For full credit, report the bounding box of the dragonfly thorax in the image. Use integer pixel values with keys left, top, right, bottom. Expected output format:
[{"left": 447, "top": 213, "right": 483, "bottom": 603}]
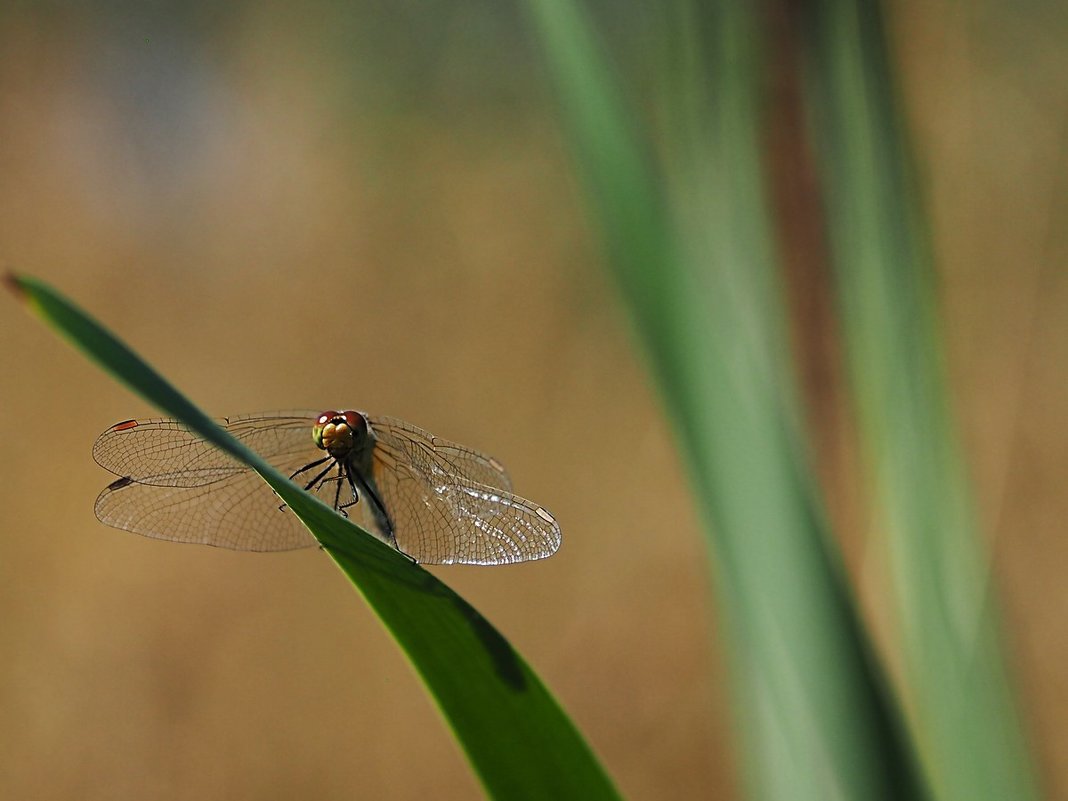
[{"left": 312, "top": 410, "right": 369, "bottom": 458}]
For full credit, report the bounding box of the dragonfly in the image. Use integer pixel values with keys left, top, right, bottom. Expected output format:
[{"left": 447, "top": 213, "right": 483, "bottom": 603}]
[{"left": 93, "top": 410, "right": 562, "bottom": 565}]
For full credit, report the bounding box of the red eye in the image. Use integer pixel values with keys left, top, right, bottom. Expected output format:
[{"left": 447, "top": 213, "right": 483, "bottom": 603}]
[
  {"left": 342, "top": 410, "right": 368, "bottom": 435},
  {"left": 316, "top": 410, "right": 339, "bottom": 425}
]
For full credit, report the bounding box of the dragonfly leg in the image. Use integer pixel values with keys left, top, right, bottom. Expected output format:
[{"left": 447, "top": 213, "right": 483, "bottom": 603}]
[
  {"left": 280, "top": 459, "right": 337, "bottom": 514},
  {"left": 332, "top": 465, "right": 343, "bottom": 512},
  {"left": 338, "top": 463, "right": 361, "bottom": 513},
  {"left": 302, "top": 461, "right": 336, "bottom": 492},
  {"left": 288, "top": 456, "right": 332, "bottom": 481}
]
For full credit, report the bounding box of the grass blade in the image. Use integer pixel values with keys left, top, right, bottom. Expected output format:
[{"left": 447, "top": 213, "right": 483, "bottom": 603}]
[
  {"left": 799, "top": 3, "right": 1041, "bottom": 800},
  {"left": 522, "top": 2, "right": 928, "bottom": 800},
  {"left": 6, "top": 272, "right": 620, "bottom": 801}
]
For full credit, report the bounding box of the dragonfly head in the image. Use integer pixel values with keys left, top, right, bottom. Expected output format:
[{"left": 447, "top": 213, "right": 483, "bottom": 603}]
[{"left": 313, "top": 410, "right": 368, "bottom": 458}]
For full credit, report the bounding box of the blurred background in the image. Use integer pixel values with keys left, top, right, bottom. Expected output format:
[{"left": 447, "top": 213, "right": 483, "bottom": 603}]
[{"left": 1, "top": 1, "right": 1066, "bottom": 799}]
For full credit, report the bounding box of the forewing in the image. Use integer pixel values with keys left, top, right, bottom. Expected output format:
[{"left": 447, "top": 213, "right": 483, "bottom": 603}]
[
  {"left": 93, "top": 411, "right": 320, "bottom": 487},
  {"left": 367, "top": 416, "right": 513, "bottom": 492},
  {"left": 93, "top": 411, "right": 330, "bottom": 550},
  {"left": 369, "top": 420, "right": 561, "bottom": 565}
]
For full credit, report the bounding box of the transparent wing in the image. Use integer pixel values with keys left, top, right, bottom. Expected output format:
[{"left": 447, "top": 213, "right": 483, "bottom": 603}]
[
  {"left": 93, "top": 411, "right": 326, "bottom": 551},
  {"left": 366, "top": 416, "right": 513, "bottom": 492},
  {"left": 93, "top": 411, "right": 561, "bottom": 561},
  {"left": 93, "top": 411, "right": 321, "bottom": 487},
  {"left": 368, "top": 418, "right": 561, "bottom": 565}
]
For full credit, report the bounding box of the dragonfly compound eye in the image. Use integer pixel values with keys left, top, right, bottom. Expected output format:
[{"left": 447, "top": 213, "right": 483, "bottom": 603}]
[{"left": 342, "top": 410, "right": 369, "bottom": 437}]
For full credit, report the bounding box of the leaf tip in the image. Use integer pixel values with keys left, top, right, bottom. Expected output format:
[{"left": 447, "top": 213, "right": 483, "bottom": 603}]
[{"left": 2, "top": 271, "right": 26, "bottom": 300}]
